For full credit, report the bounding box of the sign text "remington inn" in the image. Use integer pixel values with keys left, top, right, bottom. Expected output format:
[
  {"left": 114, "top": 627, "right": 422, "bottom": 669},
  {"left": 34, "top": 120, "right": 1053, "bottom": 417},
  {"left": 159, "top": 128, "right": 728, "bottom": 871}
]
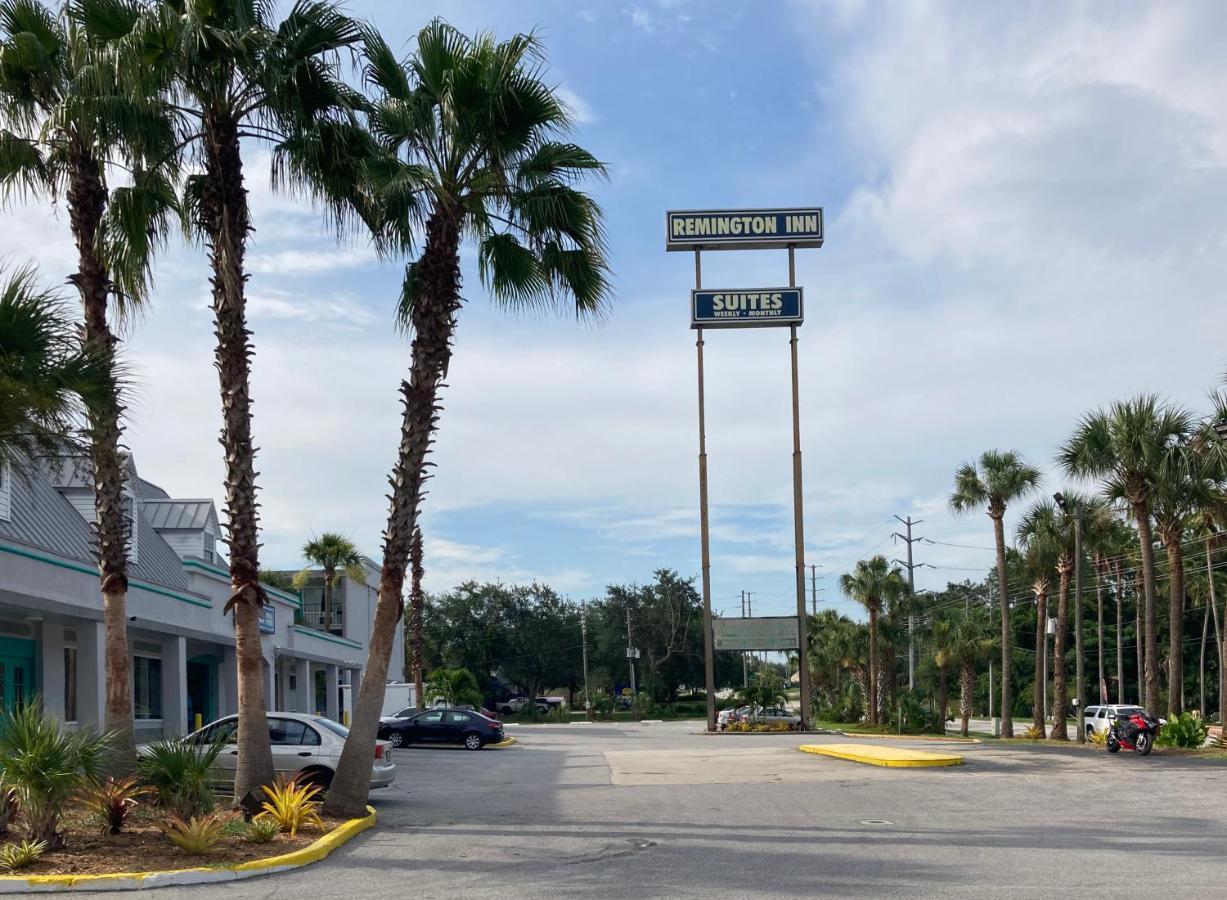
[{"left": 665, "top": 207, "right": 824, "bottom": 251}]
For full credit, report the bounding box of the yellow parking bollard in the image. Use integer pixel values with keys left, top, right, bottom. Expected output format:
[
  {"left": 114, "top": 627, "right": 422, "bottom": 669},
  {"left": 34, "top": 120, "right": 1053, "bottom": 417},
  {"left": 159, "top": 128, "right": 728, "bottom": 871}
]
[
  {"left": 343, "top": 711, "right": 350, "bottom": 727},
  {"left": 194, "top": 713, "right": 202, "bottom": 731}
]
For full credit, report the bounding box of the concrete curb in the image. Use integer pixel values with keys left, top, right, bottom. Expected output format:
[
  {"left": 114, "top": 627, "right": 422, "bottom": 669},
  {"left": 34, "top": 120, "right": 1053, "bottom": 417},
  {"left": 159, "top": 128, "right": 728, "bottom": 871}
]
[
  {"left": 0, "top": 807, "right": 376, "bottom": 893},
  {"left": 841, "top": 732, "right": 982, "bottom": 744},
  {"left": 488, "top": 737, "right": 518, "bottom": 749},
  {"left": 798, "top": 743, "right": 965, "bottom": 768}
]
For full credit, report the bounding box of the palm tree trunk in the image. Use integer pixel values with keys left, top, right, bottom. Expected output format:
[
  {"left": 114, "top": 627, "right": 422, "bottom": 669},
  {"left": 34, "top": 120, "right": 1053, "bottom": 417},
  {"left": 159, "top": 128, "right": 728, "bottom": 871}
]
[
  {"left": 1134, "top": 501, "right": 1160, "bottom": 712},
  {"left": 409, "top": 526, "right": 425, "bottom": 708},
  {"left": 1199, "top": 602, "right": 1209, "bottom": 717},
  {"left": 1114, "top": 560, "right": 1124, "bottom": 704},
  {"left": 960, "top": 659, "right": 973, "bottom": 737},
  {"left": 1207, "top": 538, "right": 1221, "bottom": 656},
  {"left": 867, "top": 605, "right": 879, "bottom": 726},
  {"left": 67, "top": 151, "right": 135, "bottom": 771},
  {"left": 1165, "top": 534, "right": 1185, "bottom": 716},
  {"left": 1032, "top": 588, "right": 1047, "bottom": 736},
  {"left": 324, "top": 208, "right": 462, "bottom": 817},
  {"left": 322, "top": 570, "right": 334, "bottom": 630},
  {"left": 1050, "top": 564, "right": 1070, "bottom": 740},
  {"left": 201, "top": 113, "right": 273, "bottom": 801},
  {"left": 992, "top": 513, "right": 1013, "bottom": 737},
  {"left": 937, "top": 661, "right": 948, "bottom": 734},
  {"left": 1095, "top": 560, "right": 1106, "bottom": 704},
  {"left": 1135, "top": 571, "right": 1144, "bottom": 704}
]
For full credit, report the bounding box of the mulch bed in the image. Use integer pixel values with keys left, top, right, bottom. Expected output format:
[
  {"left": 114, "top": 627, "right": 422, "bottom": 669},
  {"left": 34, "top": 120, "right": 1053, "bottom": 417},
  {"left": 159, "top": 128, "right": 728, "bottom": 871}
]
[{"left": 2, "top": 807, "right": 349, "bottom": 877}]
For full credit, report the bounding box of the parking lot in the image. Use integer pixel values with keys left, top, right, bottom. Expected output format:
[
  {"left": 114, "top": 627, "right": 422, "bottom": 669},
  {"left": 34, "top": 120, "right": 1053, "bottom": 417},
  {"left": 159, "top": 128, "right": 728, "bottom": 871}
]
[{"left": 74, "top": 721, "right": 1227, "bottom": 898}]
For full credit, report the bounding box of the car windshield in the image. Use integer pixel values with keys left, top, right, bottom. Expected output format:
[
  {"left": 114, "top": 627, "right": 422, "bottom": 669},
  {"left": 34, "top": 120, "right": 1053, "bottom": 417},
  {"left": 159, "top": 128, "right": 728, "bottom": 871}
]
[{"left": 313, "top": 718, "right": 350, "bottom": 739}]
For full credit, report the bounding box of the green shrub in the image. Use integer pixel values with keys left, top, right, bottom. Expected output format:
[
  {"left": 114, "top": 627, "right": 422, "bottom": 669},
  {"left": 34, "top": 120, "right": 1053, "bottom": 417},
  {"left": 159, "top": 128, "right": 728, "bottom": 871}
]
[
  {"left": 1156, "top": 712, "right": 1209, "bottom": 748},
  {"left": 137, "top": 738, "right": 222, "bottom": 819},
  {"left": 892, "top": 690, "right": 943, "bottom": 735},
  {"left": 0, "top": 704, "right": 108, "bottom": 848},
  {"left": 161, "top": 812, "right": 233, "bottom": 855},
  {"left": 242, "top": 818, "right": 281, "bottom": 844},
  {"left": 1021, "top": 724, "right": 1046, "bottom": 740},
  {"left": 0, "top": 778, "right": 18, "bottom": 836},
  {"left": 0, "top": 839, "right": 46, "bottom": 872}
]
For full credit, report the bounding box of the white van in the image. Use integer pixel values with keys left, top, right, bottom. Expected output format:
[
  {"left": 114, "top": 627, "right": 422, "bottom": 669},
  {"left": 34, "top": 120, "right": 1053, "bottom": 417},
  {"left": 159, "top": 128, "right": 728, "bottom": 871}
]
[{"left": 340, "top": 681, "right": 419, "bottom": 724}]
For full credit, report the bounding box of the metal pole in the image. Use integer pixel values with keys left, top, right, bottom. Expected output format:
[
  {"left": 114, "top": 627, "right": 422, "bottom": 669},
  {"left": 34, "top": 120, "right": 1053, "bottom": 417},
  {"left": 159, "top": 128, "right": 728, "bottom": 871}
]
[
  {"left": 581, "top": 602, "right": 591, "bottom": 720},
  {"left": 1042, "top": 628, "right": 1049, "bottom": 726},
  {"left": 810, "top": 564, "right": 819, "bottom": 615},
  {"left": 1074, "top": 507, "right": 1085, "bottom": 743},
  {"left": 626, "top": 604, "right": 637, "bottom": 695},
  {"left": 788, "top": 244, "right": 811, "bottom": 730},
  {"left": 988, "top": 583, "right": 995, "bottom": 723},
  {"left": 695, "top": 248, "right": 717, "bottom": 732},
  {"left": 741, "top": 591, "right": 748, "bottom": 688}
]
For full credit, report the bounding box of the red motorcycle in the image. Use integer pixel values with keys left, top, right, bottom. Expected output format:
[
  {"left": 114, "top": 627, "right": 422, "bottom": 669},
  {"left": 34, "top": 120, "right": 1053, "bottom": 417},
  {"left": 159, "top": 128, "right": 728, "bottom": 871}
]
[{"left": 1106, "top": 710, "right": 1161, "bottom": 756}]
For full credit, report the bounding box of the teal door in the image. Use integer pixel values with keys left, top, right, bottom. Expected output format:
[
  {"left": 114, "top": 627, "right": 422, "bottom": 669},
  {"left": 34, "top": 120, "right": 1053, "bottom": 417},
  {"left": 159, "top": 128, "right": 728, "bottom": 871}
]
[
  {"left": 0, "top": 637, "right": 36, "bottom": 712},
  {"left": 186, "top": 656, "right": 219, "bottom": 730}
]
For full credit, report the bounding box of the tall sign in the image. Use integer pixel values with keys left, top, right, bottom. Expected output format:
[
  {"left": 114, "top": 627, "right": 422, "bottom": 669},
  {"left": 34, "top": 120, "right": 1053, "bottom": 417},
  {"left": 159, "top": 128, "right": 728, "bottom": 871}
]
[
  {"left": 667, "top": 205, "right": 822, "bottom": 733},
  {"left": 713, "top": 616, "right": 800, "bottom": 651}
]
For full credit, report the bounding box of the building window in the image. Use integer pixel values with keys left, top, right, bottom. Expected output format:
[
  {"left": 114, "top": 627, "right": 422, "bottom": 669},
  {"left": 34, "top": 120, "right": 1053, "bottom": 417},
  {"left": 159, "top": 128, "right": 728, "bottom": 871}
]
[
  {"left": 64, "top": 647, "right": 77, "bottom": 722},
  {"left": 202, "top": 530, "right": 216, "bottom": 562},
  {"left": 132, "top": 656, "right": 162, "bottom": 719},
  {"left": 0, "top": 461, "right": 10, "bottom": 521}
]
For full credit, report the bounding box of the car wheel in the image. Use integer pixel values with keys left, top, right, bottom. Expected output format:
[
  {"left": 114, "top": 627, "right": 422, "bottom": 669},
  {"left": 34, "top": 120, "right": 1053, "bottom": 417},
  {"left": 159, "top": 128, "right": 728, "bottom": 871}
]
[
  {"left": 302, "top": 768, "right": 333, "bottom": 792},
  {"left": 464, "top": 732, "right": 483, "bottom": 751},
  {"left": 387, "top": 731, "right": 403, "bottom": 748}
]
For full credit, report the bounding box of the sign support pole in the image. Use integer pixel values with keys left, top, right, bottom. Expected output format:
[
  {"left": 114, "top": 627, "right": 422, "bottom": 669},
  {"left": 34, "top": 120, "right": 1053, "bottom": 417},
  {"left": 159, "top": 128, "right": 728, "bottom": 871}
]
[
  {"left": 788, "top": 244, "right": 811, "bottom": 730},
  {"left": 695, "top": 248, "right": 717, "bottom": 733}
]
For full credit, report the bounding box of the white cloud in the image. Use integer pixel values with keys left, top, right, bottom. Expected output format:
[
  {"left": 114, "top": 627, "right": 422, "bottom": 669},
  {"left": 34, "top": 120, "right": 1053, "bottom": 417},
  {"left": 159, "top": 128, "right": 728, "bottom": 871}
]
[
  {"left": 248, "top": 248, "right": 377, "bottom": 276},
  {"left": 556, "top": 86, "right": 597, "bottom": 125}
]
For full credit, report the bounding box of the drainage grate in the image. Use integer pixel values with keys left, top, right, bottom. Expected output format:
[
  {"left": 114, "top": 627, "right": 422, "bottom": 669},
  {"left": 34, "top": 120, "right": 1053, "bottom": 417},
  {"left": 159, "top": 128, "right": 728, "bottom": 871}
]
[{"left": 859, "top": 819, "right": 893, "bottom": 826}]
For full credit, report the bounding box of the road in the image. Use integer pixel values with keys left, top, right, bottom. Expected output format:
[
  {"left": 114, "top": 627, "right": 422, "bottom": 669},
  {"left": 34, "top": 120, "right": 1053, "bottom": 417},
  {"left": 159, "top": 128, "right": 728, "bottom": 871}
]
[{"left": 73, "top": 721, "right": 1227, "bottom": 899}]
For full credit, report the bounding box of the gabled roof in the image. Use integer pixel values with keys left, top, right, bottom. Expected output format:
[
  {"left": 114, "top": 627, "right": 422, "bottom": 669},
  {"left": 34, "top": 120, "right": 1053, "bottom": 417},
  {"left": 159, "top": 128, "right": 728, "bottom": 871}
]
[{"left": 143, "top": 499, "right": 216, "bottom": 531}]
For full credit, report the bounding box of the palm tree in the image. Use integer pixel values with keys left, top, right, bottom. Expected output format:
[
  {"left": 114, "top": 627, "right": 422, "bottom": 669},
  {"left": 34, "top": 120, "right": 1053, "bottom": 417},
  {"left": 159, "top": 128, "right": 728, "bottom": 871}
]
[
  {"left": 950, "top": 450, "right": 1042, "bottom": 737},
  {"left": 294, "top": 533, "right": 364, "bottom": 631},
  {"left": 0, "top": 264, "right": 110, "bottom": 466},
  {"left": 839, "top": 556, "right": 906, "bottom": 726},
  {"left": 945, "top": 604, "right": 993, "bottom": 738},
  {"left": 408, "top": 526, "right": 424, "bottom": 709},
  {"left": 1017, "top": 510, "right": 1057, "bottom": 737},
  {"left": 1101, "top": 518, "right": 1137, "bottom": 704},
  {"left": 424, "top": 667, "right": 481, "bottom": 708},
  {"left": 323, "top": 21, "right": 612, "bottom": 817},
  {"left": 1060, "top": 397, "right": 1193, "bottom": 713},
  {"left": 0, "top": 0, "right": 174, "bottom": 770},
  {"left": 97, "top": 0, "right": 362, "bottom": 801}
]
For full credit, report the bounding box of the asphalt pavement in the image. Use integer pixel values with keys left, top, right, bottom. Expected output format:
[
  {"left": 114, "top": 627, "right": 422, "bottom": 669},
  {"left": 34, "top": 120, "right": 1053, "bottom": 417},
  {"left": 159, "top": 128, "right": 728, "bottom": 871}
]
[{"left": 68, "top": 721, "right": 1227, "bottom": 899}]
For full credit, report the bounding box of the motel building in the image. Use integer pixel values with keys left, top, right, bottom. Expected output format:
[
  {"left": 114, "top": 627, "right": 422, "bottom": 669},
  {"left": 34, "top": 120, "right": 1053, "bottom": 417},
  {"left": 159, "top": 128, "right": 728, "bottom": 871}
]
[{"left": 0, "top": 456, "right": 402, "bottom": 737}]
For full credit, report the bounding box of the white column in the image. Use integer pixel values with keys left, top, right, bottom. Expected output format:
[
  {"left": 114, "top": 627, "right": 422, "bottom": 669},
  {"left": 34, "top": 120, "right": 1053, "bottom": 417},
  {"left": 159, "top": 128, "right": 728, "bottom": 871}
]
[
  {"left": 294, "top": 658, "right": 311, "bottom": 713},
  {"left": 218, "top": 645, "right": 238, "bottom": 717},
  {"left": 324, "top": 665, "right": 339, "bottom": 721},
  {"left": 75, "top": 619, "right": 106, "bottom": 728},
  {"left": 160, "top": 635, "right": 187, "bottom": 737},
  {"left": 263, "top": 651, "right": 275, "bottom": 712},
  {"left": 39, "top": 622, "right": 66, "bottom": 723}
]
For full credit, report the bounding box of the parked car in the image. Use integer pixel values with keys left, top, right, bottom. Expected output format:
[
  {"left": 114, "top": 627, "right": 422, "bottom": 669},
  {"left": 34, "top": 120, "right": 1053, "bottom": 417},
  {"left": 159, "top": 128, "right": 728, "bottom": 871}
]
[
  {"left": 718, "top": 706, "right": 752, "bottom": 730},
  {"left": 497, "top": 696, "right": 529, "bottom": 713},
  {"left": 744, "top": 706, "right": 802, "bottom": 729},
  {"left": 176, "top": 712, "right": 396, "bottom": 793},
  {"left": 380, "top": 705, "right": 420, "bottom": 724},
  {"left": 1084, "top": 705, "right": 1151, "bottom": 736},
  {"left": 377, "top": 707, "right": 505, "bottom": 750},
  {"left": 453, "top": 703, "right": 501, "bottom": 720}
]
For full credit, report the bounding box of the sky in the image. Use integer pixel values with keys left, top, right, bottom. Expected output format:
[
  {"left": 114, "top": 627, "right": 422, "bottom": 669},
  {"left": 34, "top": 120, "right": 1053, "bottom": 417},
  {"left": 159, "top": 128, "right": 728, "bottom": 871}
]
[{"left": 5, "top": 0, "right": 1227, "bottom": 622}]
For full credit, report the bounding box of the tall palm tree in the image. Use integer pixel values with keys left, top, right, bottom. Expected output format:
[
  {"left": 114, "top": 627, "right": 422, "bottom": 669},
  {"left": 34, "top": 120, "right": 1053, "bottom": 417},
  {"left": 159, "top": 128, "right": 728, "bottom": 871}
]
[
  {"left": 408, "top": 526, "right": 424, "bottom": 709},
  {"left": 322, "top": 21, "right": 612, "bottom": 817},
  {"left": 1060, "top": 397, "right": 1193, "bottom": 713},
  {"left": 1017, "top": 508, "right": 1057, "bottom": 737},
  {"left": 98, "top": 0, "right": 362, "bottom": 800},
  {"left": 839, "top": 556, "right": 906, "bottom": 726},
  {"left": 0, "top": 0, "right": 174, "bottom": 769},
  {"left": 950, "top": 450, "right": 1041, "bottom": 737},
  {"left": 1101, "top": 518, "right": 1137, "bottom": 704},
  {"left": 945, "top": 604, "right": 993, "bottom": 738},
  {"left": 0, "top": 264, "right": 110, "bottom": 466},
  {"left": 294, "top": 533, "right": 364, "bottom": 631}
]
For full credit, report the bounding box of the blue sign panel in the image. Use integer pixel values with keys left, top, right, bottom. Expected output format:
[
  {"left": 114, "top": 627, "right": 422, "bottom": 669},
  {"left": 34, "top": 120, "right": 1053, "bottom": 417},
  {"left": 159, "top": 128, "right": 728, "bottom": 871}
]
[
  {"left": 666, "top": 208, "right": 824, "bottom": 251},
  {"left": 691, "top": 288, "right": 803, "bottom": 329},
  {"left": 259, "top": 604, "right": 275, "bottom": 634}
]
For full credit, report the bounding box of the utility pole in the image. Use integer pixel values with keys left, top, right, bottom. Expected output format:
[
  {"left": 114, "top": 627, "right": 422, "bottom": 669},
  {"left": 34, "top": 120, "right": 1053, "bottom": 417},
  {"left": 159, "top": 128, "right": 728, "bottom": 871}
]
[
  {"left": 809, "top": 564, "right": 821, "bottom": 615},
  {"left": 741, "top": 591, "right": 748, "bottom": 688},
  {"left": 892, "top": 516, "right": 925, "bottom": 692},
  {"left": 1074, "top": 504, "right": 1085, "bottom": 744},
  {"left": 581, "top": 601, "right": 592, "bottom": 721},
  {"left": 745, "top": 592, "right": 757, "bottom": 668},
  {"left": 626, "top": 604, "right": 637, "bottom": 695},
  {"left": 988, "top": 582, "right": 995, "bottom": 723}
]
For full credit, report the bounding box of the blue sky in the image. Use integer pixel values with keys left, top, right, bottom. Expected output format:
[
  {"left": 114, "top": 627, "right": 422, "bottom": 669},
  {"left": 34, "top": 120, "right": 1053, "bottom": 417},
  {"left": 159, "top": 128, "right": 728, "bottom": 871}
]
[{"left": 7, "top": 1, "right": 1227, "bottom": 621}]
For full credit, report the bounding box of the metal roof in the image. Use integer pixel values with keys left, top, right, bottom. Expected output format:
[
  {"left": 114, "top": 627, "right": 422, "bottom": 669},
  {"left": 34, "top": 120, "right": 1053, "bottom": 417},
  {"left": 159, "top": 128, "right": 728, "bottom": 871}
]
[{"left": 142, "top": 500, "right": 216, "bottom": 531}]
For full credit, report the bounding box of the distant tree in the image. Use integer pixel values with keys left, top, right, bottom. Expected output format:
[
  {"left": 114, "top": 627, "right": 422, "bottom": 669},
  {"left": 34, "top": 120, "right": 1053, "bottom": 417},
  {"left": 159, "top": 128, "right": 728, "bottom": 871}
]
[
  {"left": 839, "top": 556, "right": 907, "bottom": 725},
  {"left": 424, "top": 667, "right": 481, "bottom": 708},
  {"left": 294, "top": 533, "right": 365, "bottom": 630},
  {"left": 950, "top": 450, "right": 1042, "bottom": 737},
  {"left": 258, "top": 569, "right": 296, "bottom": 594}
]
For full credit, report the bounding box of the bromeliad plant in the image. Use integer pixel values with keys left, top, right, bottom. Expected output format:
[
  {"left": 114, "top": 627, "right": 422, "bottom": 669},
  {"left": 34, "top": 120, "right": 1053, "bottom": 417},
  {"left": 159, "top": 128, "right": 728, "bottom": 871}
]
[
  {"left": 0, "top": 839, "right": 47, "bottom": 872},
  {"left": 161, "top": 812, "right": 234, "bottom": 856},
  {"left": 255, "top": 776, "right": 324, "bottom": 837},
  {"left": 0, "top": 704, "right": 108, "bottom": 848},
  {"left": 136, "top": 738, "right": 223, "bottom": 819},
  {"left": 241, "top": 818, "right": 281, "bottom": 844},
  {"left": 79, "top": 775, "right": 147, "bottom": 835}
]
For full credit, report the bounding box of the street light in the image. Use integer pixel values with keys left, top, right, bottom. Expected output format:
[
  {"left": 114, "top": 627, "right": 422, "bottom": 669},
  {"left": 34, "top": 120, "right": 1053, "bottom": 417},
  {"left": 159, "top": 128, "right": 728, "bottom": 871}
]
[{"left": 1053, "top": 492, "right": 1085, "bottom": 744}]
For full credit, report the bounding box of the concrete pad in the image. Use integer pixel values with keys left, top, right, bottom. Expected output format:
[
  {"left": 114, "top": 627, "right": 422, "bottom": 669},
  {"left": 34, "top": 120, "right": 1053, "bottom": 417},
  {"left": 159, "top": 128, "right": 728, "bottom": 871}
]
[
  {"left": 603, "top": 746, "right": 858, "bottom": 785},
  {"left": 798, "top": 742, "right": 964, "bottom": 767}
]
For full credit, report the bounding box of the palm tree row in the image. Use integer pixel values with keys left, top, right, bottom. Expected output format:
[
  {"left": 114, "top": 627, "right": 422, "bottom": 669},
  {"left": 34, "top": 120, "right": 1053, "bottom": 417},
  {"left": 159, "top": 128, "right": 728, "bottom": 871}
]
[{"left": 3, "top": 1, "right": 609, "bottom": 813}]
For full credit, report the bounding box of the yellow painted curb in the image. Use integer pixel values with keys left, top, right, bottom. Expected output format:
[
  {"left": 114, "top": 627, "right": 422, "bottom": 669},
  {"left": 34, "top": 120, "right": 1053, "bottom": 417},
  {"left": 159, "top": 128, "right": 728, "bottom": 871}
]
[
  {"left": 0, "top": 806, "right": 375, "bottom": 892},
  {"left": 488, "top": 736, "right": 518, "bottom": 749},
  {"left": 798, "top": 743, "right": 965, "bottom": 768},
  {"left": 842, "top": 732, "right": 981, "bottom": 744}
]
